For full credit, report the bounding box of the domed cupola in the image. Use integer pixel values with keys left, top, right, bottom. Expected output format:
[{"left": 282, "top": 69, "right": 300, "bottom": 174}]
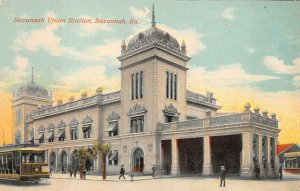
[
  {"left": 14, "top": 67, "right": 50, "bottom": 99},
  {"left": 124, "top": 4, "right": 185, "bottom": 55}
]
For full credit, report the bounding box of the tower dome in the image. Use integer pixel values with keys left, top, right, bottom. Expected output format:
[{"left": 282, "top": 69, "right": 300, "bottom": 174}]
[
  {"left": 14, "top": 67, "right": 50, "bottom": 99},
  {"left": 126, "top": 4, "right": 183, "bottom": 54}
]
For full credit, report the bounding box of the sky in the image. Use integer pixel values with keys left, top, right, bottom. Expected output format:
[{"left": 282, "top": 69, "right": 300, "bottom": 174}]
[{"left": 0, "top": 0, "right": 299, "bottom": 145}]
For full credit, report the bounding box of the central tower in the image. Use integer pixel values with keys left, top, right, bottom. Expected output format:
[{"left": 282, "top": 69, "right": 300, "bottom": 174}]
[{"left": 117, "top": 5, "right": 190, "bottom": 136}]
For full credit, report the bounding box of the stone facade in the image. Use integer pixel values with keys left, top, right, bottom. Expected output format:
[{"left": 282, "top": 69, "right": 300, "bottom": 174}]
[{"left": 11, "top": 7, "right": 280, "bottom": 178}]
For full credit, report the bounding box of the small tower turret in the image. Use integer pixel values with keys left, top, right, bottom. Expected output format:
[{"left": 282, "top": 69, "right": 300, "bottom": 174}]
[
  {"left": 121, "top": 40, "right": 127, "bottom": 55},
  {"left": 181, "top": 40, "right": 186, "bottom": 54}
]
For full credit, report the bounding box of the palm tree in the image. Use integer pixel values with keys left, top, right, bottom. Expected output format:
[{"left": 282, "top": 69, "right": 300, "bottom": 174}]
[
  {"left": 93, "top": 141, "right": 111, "bottom": 180},
  {"left": 75, "top": 147, "right": 93, "bottom": 179}
]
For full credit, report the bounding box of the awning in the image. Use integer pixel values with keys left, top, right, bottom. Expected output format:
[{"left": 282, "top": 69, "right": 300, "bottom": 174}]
[
  {"left": 57, "top": 129, "right": 65, "bottom": 138},
  {"left": 35, "top": 133, "right": 44, "bottom": 140},
  {"left": 82, "top": 124, "right": 91, "bottom": 133},
  {"left": 47, "top": 131, "right": 54, "bottom": 139},
  {"left": 27, "top": 136, "right": 34, "bottom": 143},
  {"left": 109, "top": 151, "right": 118, "bottom": 161},
  {"left": 107, "top": 121, "right": 118, "bottom": 132}
]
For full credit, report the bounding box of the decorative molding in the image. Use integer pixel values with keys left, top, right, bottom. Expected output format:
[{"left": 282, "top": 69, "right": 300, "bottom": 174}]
[
  {"left": 47, "top": 123, "right": 55, "bottom": 131},
  {"left": 57, "top": 120, "right": 66, "bottom": 129},
  {"left": 148, "top": 144, "right": 153, "bottom": 152},
  {"left": 128, "top": 103, "right": 147, "bottom": 116},
  {"left": 38, "top": 125, "right": 45, "bottom": 132},
  {"left": 107, "top": 111, "right": 120, "bottom": 121},
  {"left": 123, "top": 145, "right": 127, "bottom": 154},
  {"left": 82, "top": 115, "right": 93, "bottom": 124},
  {"left": 69, "top": 118, "right": 79, "bottom": 127},
  {"left": 163, "top": 103, "right": 179, "bottom": 116}
]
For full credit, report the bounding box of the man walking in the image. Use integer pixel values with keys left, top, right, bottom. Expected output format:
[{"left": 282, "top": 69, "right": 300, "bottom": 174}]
[
  {"left": 279, "top": 165, "right": 283, "bottom": 180},
  {"left": 69, "top": 166, "right": 73, "bottom": 178},
  {"left": 219, "top": 166, "right": 226, "bottom": 187},
  {"left": 119, "top": 165, "right": 126, "bottom": 180},
  {"left": 74, "top": 167, "right": 77, "bottom": 178},
  {"left": 152, "top": 165, "right": 156, "bottom": 178},
  {"left": 254, "top": 165, "right": 260, "bottom": 180}
]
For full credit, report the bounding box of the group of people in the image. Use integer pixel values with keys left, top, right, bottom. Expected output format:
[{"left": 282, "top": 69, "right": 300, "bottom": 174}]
[
  {"left": 118, "top": 164, "right": 157, "bottom": 181},
  {"left": 53, "top": 164, "right": 284, "bottom": 183},
  {"left": 254, "top": 164, "right": 283, "bottom": 180},
  {"left": 69, "top": 166, "right": 79, "bottom": 178},
  {"left": 218, "top": 164, "right": 284, "bottom": 188}
]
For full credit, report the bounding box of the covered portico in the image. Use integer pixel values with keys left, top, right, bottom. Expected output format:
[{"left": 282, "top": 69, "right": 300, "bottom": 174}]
[{"left": 159, "top": 104, "right": 280, "bottom": 178}]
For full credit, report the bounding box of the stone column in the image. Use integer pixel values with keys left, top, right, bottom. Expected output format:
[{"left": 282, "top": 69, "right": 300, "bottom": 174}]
[
  {"left": 203, "top": 136, "right": 212, "bottom": 175},
  {"left": 274, "top": 137, "right": 279, "bottom": 177},
  {"left": 171, "top": 138, "right": 179, "bottom": 176},
  {"left": 267, "top": 136, "right": 273, "bottom": 176},
  {"left": 241, "top": 132, "right": 253, "bottom": 177},
  {"left": 56, "top": 148, "right": 58, "bottom": 172},
  {"left": 258, "top": 134, "right": 264, "bottom": 177}
]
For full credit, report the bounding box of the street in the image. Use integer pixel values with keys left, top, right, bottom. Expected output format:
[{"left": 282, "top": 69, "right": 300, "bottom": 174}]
[{"left": 0, "top": 173, "right": 299, "bottom": 191}]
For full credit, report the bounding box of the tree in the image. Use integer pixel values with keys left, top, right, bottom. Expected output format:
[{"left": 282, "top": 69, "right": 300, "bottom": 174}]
[
  {"left": 93, "top": 141, "right": 111, "bottom": 180},
  {"left": 75, "top": 147, "right": 93, "bottom": 179}
]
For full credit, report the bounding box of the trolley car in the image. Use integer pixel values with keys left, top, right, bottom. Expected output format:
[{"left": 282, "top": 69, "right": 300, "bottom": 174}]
[{"left": 0, "top": 144, "right": 50, "bottom": 183}]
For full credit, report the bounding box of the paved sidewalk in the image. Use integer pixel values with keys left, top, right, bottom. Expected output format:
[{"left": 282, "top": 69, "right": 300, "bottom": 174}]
[{"left": 50, "top": 172, "right": 161, "bottom": 181}]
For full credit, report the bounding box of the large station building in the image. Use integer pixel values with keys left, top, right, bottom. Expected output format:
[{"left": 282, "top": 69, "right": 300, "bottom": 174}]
[{"left": 11, "top": 6, "right": 280, "bottom": 178}]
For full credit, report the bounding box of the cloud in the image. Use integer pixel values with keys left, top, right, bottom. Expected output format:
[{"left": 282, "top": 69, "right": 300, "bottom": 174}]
[
  {"left": 15, "top": 11, "right": 68, "bottom": 56},
  {"left": 50, "top": 65, "right": 120, "bottom": 94},
  {"left": 264, "top": 56, "right": 300, "bottom": 74},
  {"left": 222, "top": 8, "right": 235, "bottom": 20},
  {"left": 248, "top": 48, "right": 255, "bottom": 54},
  {"left": 0, "top": 56, "right": 30, "bottom": 92},
  {"left": 16, "top": 56, "right": 28, "bottom": 70},
  {"left": 78, "top": 15, "right": 114, "bottom": 36},
  {"left": 188, "top": 64, "right": 278, "bottom": 89},
  {"left": 293, "top": 76, "right": 300, "bottom": 88},
  {"left": 130, "top": 6, "right": 150, "bottom": 18},
  {"left": 73, "top": 40, "right": 121, "bottom": 62}
]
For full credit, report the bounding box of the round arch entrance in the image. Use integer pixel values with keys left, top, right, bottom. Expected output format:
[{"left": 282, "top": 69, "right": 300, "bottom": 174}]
[
  {"left": 132, "top": 148, "right": 144, "bottom": 173},
  {"left": 70, "top": 150, "right": 79, "bottom": 169},
  {"left": 59, "top": 150, "right": 68, "bottom": 172},
  {"left": 49, "top": 151, "right": 56, "bottom": 171},
  {"left": 86, "top": 148, "right": 94, "bottom": 172}
]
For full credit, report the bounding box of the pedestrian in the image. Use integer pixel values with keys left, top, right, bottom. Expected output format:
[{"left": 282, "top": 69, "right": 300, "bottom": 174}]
[
  {"left": 119, "top": 165, "right": 126, "bottom": 180},
  {"left": 62, "top": 166, "right": 64, "bottom": 174},
  {"left": 74, "top": 167, "right": 77, "bottom": 178},
  {"left": 50, "top": 167, "right": 52, "bottom": 177},
  {"left": 279, "top": 165, "right": 283, "bottom": 180},
  {"left": 219, "top": 166, "right": 226, "bottom": 187},
  {"left": 83, "top": 169, "right": 87, "bottom": 179},
  {"left": 130, "top": 170, "right": 134, "bottom": 182},
  {"left": 254, "top": 165, "right": 260, "bottom": 180},
  {"left": 69, "top": 166, "right": 73, "bottom": 178},
  {"left": 152, "top": 165, "right": 156, "bottom": 178}
]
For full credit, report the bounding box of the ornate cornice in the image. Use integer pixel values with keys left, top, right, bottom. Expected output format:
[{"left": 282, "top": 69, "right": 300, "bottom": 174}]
[
  {"left": 38, "top": 125, "right": 45, "bottom": 132},
  {"left": 107, "top": 111, "right": 120, "bottom": 121},
  {"left": 128, "top": 103, "right": 147, "bottom": 116},
  {"left": 57, "top": 120, "right": 66, "bottom": 129},
  {"left": 48, "top": 123, "right": 55, "bottom": 131},
  {"left": 163, "top": 103, "right": 180, "bottom": 116},
  {"left": 82, "top": 115, "right": 93, "bottom": 124},
  {"left": 69, "top": 118, "right": 79, "bottom": 127}
]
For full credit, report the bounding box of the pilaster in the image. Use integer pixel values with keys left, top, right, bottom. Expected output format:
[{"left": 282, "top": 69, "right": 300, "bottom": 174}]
[
  {"left": 171, "top": 138, "right": 179, "bottom": 176},
  {"left": 241, "top": 132, "right": 254, "bottom": 177},
  {"left": 202, "top": 136, "right": 212, "bottom": 175}
]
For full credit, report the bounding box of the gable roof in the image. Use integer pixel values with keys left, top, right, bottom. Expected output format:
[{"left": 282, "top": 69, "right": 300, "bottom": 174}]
[{"left": 277, "top": 144, "right": 294, "bottom": 155}]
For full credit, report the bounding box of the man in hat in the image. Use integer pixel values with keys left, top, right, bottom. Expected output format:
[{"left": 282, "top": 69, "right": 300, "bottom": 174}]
[
  {"left": 119, "top": 165, "right": 126, "bottom": 180},
  {"left": 220, "top": 166, "right": 226, "bottom": 187}
]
